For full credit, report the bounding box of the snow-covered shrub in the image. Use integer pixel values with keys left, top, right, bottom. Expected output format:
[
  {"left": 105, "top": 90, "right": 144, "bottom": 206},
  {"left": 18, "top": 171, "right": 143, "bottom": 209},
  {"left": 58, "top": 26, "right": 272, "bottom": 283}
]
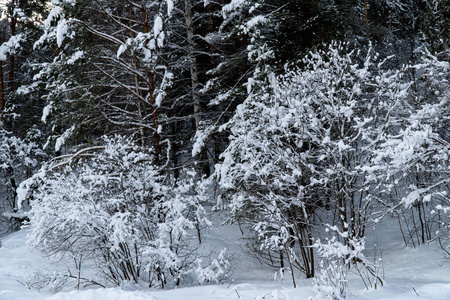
[
  {"left": 371, "top": 48, "right": 450, "bottom": 248},
  {"left": 193, "top": 248, "right": 232, "bottom": 284},
  {"left": 311, "top": 227, "right": 382, "bottom": 300},
  {"left": 217, "top": 41, "right": 409, "bottom": 283},
  {"left": 0, "top": 127, "right": 46, "bottom": 234},
  {"left": 311, "top": 259, "right": 347, "bottom": 300},
  {"left": 18, "top": 136, "right": 211, "bottom": 289}
]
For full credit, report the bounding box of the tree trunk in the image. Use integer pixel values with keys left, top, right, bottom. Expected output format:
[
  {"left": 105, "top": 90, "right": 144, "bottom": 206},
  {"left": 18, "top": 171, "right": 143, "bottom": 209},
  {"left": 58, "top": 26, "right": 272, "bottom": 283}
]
[
  {"left": 184, "top": 0, "right": 211, "bottom": 176},
  {"left": 0, "top": 59, "right": 5, "bottom": 123},
  {"left": 148, "top": 72, "right": 161, "bottom": 158},
  {"left": 8, "top": 56, "right": 14, "bottom": 91},
  {"left": 8, "top": 11, "right": 16, "bottom": 91},
  {"left": 208, "top": 2, "right": 216, "bottom": 66},
  {"left": 184, "top": 0, "right": 201, "bottom": 129},
  {"left": 141, "top": 5, "right": 161, "bottom": 158}
]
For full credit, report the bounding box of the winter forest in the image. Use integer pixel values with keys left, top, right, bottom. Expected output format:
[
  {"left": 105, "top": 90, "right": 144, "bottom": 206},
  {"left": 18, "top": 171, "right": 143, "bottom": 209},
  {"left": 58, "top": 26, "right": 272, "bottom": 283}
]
[{"left": 0, "top": 0, "right": 449, "bottom": 299}]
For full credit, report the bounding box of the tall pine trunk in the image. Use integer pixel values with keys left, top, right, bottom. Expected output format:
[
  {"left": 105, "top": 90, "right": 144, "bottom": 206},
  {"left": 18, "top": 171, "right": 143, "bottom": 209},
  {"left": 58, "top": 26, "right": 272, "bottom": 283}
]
[
  {"left": 141, "top": 6, "right": 161, "bottom": 159},
  {"left": 8, "top": 8, "right": 16, "bottom": 91},
  {"left": 184, "top": 0, "right": 201, "bottom": 129},
  {"left": 184, "top": 0, "right": 210, "bottom": 177},
  {"left": 0, "top": 59, "right": 4, "bottom": 123}
]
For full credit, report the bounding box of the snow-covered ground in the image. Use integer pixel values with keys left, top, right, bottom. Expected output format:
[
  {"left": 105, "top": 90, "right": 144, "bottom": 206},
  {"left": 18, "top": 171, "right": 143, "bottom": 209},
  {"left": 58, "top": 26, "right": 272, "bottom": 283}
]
[{"left": 1, "top": 218, "right": 450, "bottom": 300}]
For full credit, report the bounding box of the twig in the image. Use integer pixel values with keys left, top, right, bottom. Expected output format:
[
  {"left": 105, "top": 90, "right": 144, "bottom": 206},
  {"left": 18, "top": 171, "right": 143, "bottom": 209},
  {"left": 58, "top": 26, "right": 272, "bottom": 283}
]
[
  {"left": 226, "top": 279, "right": 234, "bottom": 288},
  {"left": 412, "top": 286, "right": 419, "bottom": 296},
  {"left": 16, "top": 279, "right": 27, "bottom": 287}
]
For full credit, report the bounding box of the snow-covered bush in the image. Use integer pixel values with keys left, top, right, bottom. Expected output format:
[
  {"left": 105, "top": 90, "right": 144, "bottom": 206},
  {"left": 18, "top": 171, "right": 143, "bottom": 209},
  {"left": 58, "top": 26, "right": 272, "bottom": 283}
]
[
  {"left": 193, "top": 248, "right": 232, "bottom": 284},
  {"left": 0, "top": 127, "right": 46, "bottom": 234},
  {"left": 18, "top": 136, "right": 213, "bottom": 289},
  {"left": 371, "top": 48, "right": 450, "bottom": 248},
  {"left": 312, "top": 259, "right": 347, "bottom": 300},
  {"left": 311, "top": 227, "right": 382, "bottom": 300},
  {"left": 217, "top": 42, "right": 409, "bottom": 283}
]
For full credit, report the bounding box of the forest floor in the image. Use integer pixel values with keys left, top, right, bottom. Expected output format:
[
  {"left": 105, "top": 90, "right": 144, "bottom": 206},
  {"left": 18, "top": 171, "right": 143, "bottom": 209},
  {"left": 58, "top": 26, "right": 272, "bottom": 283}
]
[{"left": 1, "top": 215, "right": 450, "bottom": 300}]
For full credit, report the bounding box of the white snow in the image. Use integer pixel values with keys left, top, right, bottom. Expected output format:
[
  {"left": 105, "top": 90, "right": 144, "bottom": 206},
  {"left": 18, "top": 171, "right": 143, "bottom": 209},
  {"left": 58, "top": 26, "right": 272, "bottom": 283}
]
[
  {"left": 117, "top": 44, "right": 126, "bottom": 58},
  {"left": 167, "top": 0, "right": 174, "bottom": 16},
  {"left": 41, "top": 103, "right": 53, "bottom": 123},
  {"left": 45, "top": 289, "right": 158, "bottom": 300},
  {"left": 43, "top": 5, "right": 63, "bottom": 27},
  {"left": 244, "top": 15, "right": 267, "bottom": 32},
  {"left": 0, "top": 230, "right": 55, "bottom": 300},
  {"left": 1, "top": 218, "right": 450, "bottom": 300},
  {"left": 156, "top": 94, "right": 163, "bottom": 107},
  {"left": 401, "top": 188, "right": 427, "bottom": 207},
  {"left": 66, "top": 50, "right": 84, "bottom": 65},
  {"left": 153, "top": 16, "right": 163, "bottom": 38},
  {"left": 192, "top": 126, "right": 213, "bottom": 157},
  {"left": 54, "top": 126, "right": 75, "bottom": 152},
  {"left": 56, "top": 19, "right": 69, "bottom": 48},
  {"left": 0, "top": 34, "right": 24, "bottom": 61}
]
